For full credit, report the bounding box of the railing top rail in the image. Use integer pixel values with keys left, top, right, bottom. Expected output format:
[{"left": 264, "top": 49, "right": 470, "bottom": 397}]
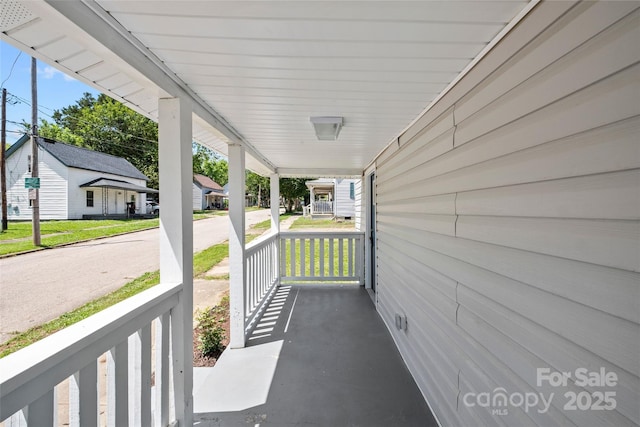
[
  {"left": 245, "top": 231, "right": 278, "bottom": 256},
  {"left": 280, "top": 231, "right": 364, "bottom": 238},
  {"left": 0, "top": 282, "right": 182, "bottom": 418}
]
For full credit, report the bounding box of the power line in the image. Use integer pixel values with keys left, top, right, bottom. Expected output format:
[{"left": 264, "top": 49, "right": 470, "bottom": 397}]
[
  {"left": 5, "top": 91, "right": 159, "bottom": 150},
  {"left": 0, "top": 51, "right": 22, "bottom": 89}
]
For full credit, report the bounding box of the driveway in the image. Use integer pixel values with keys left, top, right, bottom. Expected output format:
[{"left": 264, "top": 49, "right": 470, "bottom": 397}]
[{"left": 0, "top": 209, "right": 271, "bottom": 343}]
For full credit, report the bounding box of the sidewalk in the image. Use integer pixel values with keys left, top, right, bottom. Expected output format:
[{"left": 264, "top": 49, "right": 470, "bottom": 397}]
[{"left": 192, "top": 215, "right": 299, "bottom": 314}]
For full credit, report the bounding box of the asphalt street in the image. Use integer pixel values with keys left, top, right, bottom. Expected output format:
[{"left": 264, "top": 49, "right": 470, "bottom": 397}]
[{"left": 0, "top": 209, "right": 271, "bottom": 343}]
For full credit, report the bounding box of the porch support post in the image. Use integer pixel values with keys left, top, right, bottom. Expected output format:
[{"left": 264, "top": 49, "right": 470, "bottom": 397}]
[
  {"left": 229, "top": 144, "right": 246, "bottom": 348},
  {"left": 270, "top": 173, "right": 279, "bottom": 234},
  {"left": 310, "top": 187, "right": 315, "bottom": 215},
  {"left": 158, "top": 97, "right": 193, "bottom": 426}
]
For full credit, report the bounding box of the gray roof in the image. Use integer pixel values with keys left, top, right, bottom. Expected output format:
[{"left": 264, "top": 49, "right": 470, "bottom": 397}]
[
  {"left": 7, "top": 134, "right": 148, "bottom": 181},
  {"left": 80, "top": 177, "right": 159, "bottom": 193}
]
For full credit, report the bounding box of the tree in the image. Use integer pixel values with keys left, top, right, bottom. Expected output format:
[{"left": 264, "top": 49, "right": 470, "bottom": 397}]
[
  {"left": 193, "top": 143, "right": 228, "bottom": 186},
  {"left": 279, "top": 178, "right": 309, "bottom": 213},
  {"left": 38, "top": 121, "right": 83, "bottom": 146},
  {"left": 246, "top": 171, "right": 270, "bottom": 207},
  {"left": 43, "top": 93, "right": 160, "bottom": 188}
]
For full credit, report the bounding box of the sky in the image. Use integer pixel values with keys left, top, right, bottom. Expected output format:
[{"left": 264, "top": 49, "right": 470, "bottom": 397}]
[{"left": 1, "top": 40, "right": 99, "bottom": 145}]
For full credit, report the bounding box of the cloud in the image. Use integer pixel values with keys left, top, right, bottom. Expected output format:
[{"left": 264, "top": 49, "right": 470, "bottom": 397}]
[{"left": 39, "top": 65, "right": 76, "bottom": 82}]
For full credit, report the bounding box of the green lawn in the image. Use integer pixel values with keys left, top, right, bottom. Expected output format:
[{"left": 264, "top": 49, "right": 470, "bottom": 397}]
[
  {"left": 0, "top": 270, "right": 160, "bottom": 357},
  {"left": 0, "top": 219, "right": 160, "bottom": 256},
  {"left": 289, "top": 217, "right": 355, "bottom": 229},
  {"left": 0, "top": 230, "right": 263, "bottom": 357},
  {"left": 193, "top": 210, "right": 228, "bottom": 220},
  {"left": 0, "top": 211, "right": 233, "bottom": 256},
  {"left": 251, "top": 213, "right": 295, "bottom": 231},
  {"left": 281, "top": 237, "right": 354, "bottom": 278}
]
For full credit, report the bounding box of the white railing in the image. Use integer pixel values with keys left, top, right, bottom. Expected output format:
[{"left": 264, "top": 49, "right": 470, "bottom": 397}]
[
  {"left": 279, "top": 231, "right": 364, "bottom": 284},
  {"left": 244, "top": 232, "right": 279, "bottom": 336},
  {"left": 0, "top": 282, "right": 186, "bottom": 427},
  {"left": 311, "top": 201, "right": 333, "bottom": 215}
]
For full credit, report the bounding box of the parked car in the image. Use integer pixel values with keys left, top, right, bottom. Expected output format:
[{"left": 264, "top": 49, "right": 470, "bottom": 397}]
[{"left": 146, "top": 202, "right": 159, "bottom": 215}]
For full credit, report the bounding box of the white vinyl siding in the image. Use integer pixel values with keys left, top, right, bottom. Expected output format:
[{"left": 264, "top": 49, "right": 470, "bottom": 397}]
[
  {"left": 67, "top": 168, "right": 147, "bottom": 219},
  {"left": 354, "top": 179, "right": 362, "bottom": 230},
  {"left": 4, "top": 139, "right": 68, "bottom": 220},
  {"left": 334, "top": 178, "right": 358, "bottom": 218},
  {"left": 374, "top": 3, "right": 639, "bottom": 427},
  {"left": 193, "top": 183, "right": 203, "bottom": 210}
]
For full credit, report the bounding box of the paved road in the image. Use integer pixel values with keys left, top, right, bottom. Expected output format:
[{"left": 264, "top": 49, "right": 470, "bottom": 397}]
[{"left": 0, "top": 210, "right": 271, "bottom": 343}]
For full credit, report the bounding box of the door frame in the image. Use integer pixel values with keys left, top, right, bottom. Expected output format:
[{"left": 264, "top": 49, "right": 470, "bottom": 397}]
[{"left": 364, "top": 168, "right": 377, "bottom": 298}]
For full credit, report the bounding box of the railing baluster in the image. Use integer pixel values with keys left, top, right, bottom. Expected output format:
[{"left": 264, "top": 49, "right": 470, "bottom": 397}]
[
  {"left": 356, "top": 236, "right": 363, "bottom": 284},
  {"left": 300, "top": 239, "right": 305, "bottom": 277},
  {"left": 155, "top": 313, "right": 170, "bottom": 427},
  {"left": 338, "top": 238, "right": 344, "bottom": 277},
  {"left": 128, "top": 333, "right": 139, "bottom": 427},
  {"left": 348, "top": 238, "right": 353, "bottom": 277},
  {"left": 280, "top": 237, "right": 287, "bottom": 277},
  {"left": 290, "top": 238, "right": 296, "bottom": 277},
  {"left": 70, "top": 361, "right": 98, "bottom": 427},
  {"left": 140, "top": 325, "right": 152, "bottom": 427},
  {"left": 319, "top": 238, "right": 325, "bottom": 277},
  {"left": 27, "top": 388, "right": 55, "bottom": 426},
  {"left": 310, "top": 238, "right": 315, "bottom": 277},
  {"left": 107, "top": 341, "right": 129, "bottom": 427},
  {"left": 329, "top": 238, "right": 334, "bottom": 276}
]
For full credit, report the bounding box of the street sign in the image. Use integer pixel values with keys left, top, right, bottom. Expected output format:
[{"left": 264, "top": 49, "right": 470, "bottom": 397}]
[
  {"left": 28, "top": 189, "right": 37, "bottom": 200},
  {"left": 25, "top": 177, "right": 40, "bottom": 189}
]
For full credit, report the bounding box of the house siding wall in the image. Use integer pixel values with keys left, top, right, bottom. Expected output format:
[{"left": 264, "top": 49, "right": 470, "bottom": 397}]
[
  {"left": 334, "top": 178, "right": 357, "bottom": 218},
  {"left": 354, "top": 179, "right": 362, "bottom": 230},
  {"left": 4, "top": 139, "right": 68, "bottom": 220},
  {"left": 193, "top": 183, "right": 203, "bottom": 210},
  {"left": 68, "top": 168, "right": 147, "bottom": 219},
  {"left": 374, "top": 3, "right": 639, "bottom": 427},
  {"left": 67, "top": 169, "right": 147, "bottom": 219}
]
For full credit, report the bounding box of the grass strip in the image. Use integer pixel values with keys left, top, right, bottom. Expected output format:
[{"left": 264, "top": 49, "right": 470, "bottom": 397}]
[
  {"left": 0, "top": 219, "right": 160, "bottom": 256},
  {"left": 289, "top": 217, "right": 355, "bottom": 229},
  {"left": 250, "top": 213, "right": 295, "bottom": 231},
  {"left": 0, "top": 271, "right": 160, "bottom": 358},
  {"left": 0, "top": 233, "right": 262, "bottom": 357}
]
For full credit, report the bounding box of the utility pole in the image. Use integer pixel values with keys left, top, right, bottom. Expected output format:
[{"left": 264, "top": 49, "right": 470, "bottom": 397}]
[
  {"left": 31, "top": 57, "right": 41, "bottom": 245},
  {"left": 1, "top": 88, "right": 7, "bottom": 231}
]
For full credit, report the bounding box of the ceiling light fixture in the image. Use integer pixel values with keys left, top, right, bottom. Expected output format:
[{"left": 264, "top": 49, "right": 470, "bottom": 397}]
[{"left": 310, "top": 116, "right": 343, "bottom": 141}]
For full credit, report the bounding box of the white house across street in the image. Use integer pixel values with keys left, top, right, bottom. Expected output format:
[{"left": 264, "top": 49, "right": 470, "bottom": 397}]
[{"left": 2, "top": 134, "right": 158, "bottom": 220}]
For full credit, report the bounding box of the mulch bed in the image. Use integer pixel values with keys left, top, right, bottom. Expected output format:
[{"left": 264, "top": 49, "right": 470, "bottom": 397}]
[{"left": 193, "top": 292, "right": 231, "bottom": 367}]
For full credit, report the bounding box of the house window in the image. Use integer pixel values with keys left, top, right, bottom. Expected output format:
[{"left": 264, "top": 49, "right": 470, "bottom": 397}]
[
  {"left": 350, "top": 182, "right": 355, "bottom": 199},
  {"left": 86, "top": 190, "right": 94, "bottom": 207}
]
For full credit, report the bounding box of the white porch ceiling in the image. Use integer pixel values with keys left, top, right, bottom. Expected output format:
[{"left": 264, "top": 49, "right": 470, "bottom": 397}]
[{"left": 1, "top": 0, "right": 531, "bottom": 176}]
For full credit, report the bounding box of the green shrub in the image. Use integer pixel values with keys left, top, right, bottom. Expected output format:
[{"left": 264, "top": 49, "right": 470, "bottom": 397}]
[{"left": 196, "top": 306, "right": 226, "bottom": 357}]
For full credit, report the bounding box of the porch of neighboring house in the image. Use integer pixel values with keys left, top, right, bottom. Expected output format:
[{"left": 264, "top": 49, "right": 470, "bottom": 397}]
[
  {"left": 304, "top": 179, "right": 335, "bottom": 219},
  {"left": 80, "top": 179, "right": 159, "bottom": 220}
]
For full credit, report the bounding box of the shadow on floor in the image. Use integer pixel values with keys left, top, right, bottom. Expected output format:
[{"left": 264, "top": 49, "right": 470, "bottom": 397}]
[{"left": 194, "top": 284, "right": 438, "bottom": 427}]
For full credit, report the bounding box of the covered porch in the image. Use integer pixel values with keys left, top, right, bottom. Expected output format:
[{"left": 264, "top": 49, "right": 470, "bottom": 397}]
[
  {"left": 2, "top": 1, "right": 635, "bottom": 426},
  {"left": 194, "top": 284, "right": 436, "bottom": 426},
  {"left": 0, "top": 225, "right": 436, "bottom": 426}
]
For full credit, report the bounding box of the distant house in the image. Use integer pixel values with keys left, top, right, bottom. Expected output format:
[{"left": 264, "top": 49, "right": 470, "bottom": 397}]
[
  {"left": 305, "top": 178, "right": 360, "bottom": 219},
  {"left": 2, "top": 134, "right": 157, "bottom": 220},
  {"left": 193, "top": 174, "right": 225, "bottom": 210},
  {"left": 222, "top": 183, "right": 253, "bottom": 208}
]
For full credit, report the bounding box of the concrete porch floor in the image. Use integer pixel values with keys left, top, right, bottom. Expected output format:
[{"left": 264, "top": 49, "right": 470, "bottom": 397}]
[{"left": 194, "top": 284, "right": 438, "bottom": 427}]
